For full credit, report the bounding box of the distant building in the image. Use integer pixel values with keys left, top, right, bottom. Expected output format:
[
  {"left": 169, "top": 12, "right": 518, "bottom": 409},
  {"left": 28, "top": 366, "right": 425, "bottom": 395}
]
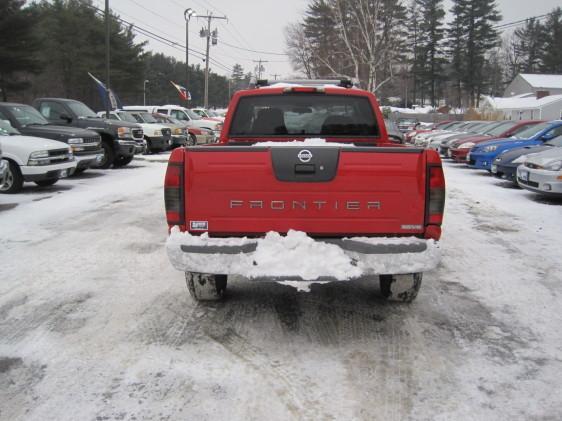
[
  {"left": 504, "top": 74, "right": 562, "bottom": 98},
  {"left": 481, "top": 93, "right": 562, "bottom": 121}
]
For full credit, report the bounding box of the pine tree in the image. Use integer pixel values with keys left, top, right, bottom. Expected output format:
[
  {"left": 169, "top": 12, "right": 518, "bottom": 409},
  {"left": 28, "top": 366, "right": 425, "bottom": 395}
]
[
  {"left": 540, "top": 8, "right": 562, "bottom": 73},
  {"left": 447, "top": 0, "right": 501, "bottom": 107},
  {"left": 513, "top": 18, "right": 545, "bottom": 73},
  {"left": 417, "top": 0, "right": 446, "bottom": 107},
  {"left": 446, "top": 0, "right": 466, "bottom": 108},
  {"left": 0, "top": 0, "right": 40, "bottom": 101},
  {"left": 303, "top": 0, "right": 343, "bottom": 78},
  {"left": 231, "top": 64, "right": 244, "bottom": 81},
  {"left": 406, "top": 0, "right": 422, "bottom": 104},
  {"left": 230, "top": 63, "right": 245, "bottom": 93}
]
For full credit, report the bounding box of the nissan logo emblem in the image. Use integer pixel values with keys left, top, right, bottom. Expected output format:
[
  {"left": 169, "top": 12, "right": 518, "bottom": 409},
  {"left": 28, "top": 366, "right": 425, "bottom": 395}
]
[{"left": 298, "top": 149, "right": 312, "bottom": 163}]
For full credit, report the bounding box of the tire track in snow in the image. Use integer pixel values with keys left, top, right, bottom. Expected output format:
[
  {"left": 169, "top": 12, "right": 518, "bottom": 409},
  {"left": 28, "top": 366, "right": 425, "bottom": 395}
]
[{"left": 204, "top": 326, "right": 322, "bottom": 421}]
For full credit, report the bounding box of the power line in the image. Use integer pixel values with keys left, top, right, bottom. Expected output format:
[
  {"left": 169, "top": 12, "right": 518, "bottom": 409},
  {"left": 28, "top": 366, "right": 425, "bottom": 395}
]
[
  {"left": 163, "top": 0, "right": 288, "bottom": 57},
  {"left": 493, "top": 13, "right": 550, "bottom": 31},
  {"left": 124, "top": 0, "right": 184, "bottom": 30},
  {"left": 164, "top": 0, "right": 257, "bottom": 62},
  {"left": 85, "top": 2, "right": 234, "bottom": 73},
  {"left": 253, "top": 59, "right": 269, "bottom": 79},
  {"left": 93, "top": 0, "right": 183, "bottom": 44},
  {"left": 193, "top": 0, "right": 257, "bottom": 52},
  {"left": 96, "top": 0, "right": 256, "bottom": 70},
  {"left": 221, "top": 40, "right": 289, "bottom": 56}
]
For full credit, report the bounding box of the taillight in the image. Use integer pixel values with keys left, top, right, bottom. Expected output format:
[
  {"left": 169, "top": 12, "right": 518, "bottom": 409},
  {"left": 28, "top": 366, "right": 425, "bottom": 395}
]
[
  {"left": 164, "top": 148, "right": 185, "bottom": 228},
  {"left": 425, "top": 156, "right": 445, "bottom": 240}
]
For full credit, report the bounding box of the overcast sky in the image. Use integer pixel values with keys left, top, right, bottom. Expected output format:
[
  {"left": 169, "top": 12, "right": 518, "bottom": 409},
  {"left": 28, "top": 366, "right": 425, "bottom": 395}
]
[{"left": 95, "top": 0, "right": 561, "bottom": 81}]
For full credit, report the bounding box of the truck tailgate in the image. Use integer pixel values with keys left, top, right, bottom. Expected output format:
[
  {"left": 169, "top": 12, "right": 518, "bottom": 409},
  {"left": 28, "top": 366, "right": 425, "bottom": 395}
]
[{"left": 183, "top": 146, "right": 427, "bottom": 236}]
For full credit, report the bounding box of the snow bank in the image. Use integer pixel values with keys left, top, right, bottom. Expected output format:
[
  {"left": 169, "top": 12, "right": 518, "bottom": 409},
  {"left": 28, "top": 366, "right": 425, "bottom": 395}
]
[
  {"left": 386, "top": 106, "right": 435, "bottom": 114},
  {"left": 166, "top": 228, "right": 441, "bottom": 281},
  {"left": 251, "top": 138, "right": 353, "bottom": 147}
]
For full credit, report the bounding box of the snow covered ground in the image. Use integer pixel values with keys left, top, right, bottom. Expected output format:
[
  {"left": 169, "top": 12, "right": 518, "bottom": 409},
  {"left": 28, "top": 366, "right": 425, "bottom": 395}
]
[{"left": 1, "top": 158, "right": 561, "bottom": 420}]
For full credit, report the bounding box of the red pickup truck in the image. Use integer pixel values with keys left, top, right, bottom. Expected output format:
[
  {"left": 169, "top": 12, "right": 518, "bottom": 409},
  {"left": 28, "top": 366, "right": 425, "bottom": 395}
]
[{"left": 165, "top": 80, "right": 445, "bottom": 303}]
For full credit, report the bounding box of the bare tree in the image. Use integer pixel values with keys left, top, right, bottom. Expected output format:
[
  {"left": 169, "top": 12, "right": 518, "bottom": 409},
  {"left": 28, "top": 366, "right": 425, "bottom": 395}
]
[
  {"left": 329, "top": 0, "right": 406, "bottom": 92},
  {"left": 285, "top": 23, "right": 314, "bottom": 79},
  {"left": 502, "top": 32, "right": 522, "bottom": 85}
]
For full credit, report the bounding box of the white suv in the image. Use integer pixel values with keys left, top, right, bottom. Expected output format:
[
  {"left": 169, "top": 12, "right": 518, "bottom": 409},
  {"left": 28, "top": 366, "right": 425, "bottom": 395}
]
[{"left": 0, "top": 120, "right": 76, "bottom": 193}]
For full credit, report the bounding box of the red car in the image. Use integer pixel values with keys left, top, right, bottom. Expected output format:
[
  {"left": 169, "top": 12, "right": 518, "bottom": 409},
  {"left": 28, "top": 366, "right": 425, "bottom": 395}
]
[
  {"left": 164, "top": 80, "right": 445, "bottom": 303},
  {"left": 404, "top": 120, "right": 453, "bottom": 143},
  {"left": 449, "top": 120, "right": 543, "bottom": 162}
]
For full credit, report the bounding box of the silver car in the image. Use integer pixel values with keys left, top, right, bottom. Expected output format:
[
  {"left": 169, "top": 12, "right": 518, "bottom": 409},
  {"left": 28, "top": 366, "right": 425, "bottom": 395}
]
[{"left": 517, "top": 147, "right": 562, "bottom": 196}]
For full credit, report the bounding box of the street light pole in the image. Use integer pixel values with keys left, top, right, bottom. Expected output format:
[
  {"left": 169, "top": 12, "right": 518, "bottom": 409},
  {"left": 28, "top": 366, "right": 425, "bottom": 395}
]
[
  {"left": 105, "top": 0, "right": 110, "bottom": 118},
  {"left": 143, "top": 80, "right": 149, "bottom": 106},
  {"left": 184, "top": 8, "right": 196, "bottom": 105}
]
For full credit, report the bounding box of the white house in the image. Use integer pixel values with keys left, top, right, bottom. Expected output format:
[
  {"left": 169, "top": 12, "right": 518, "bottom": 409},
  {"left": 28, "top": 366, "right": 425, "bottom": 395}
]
[
  {"left": 504, "top": 74, "right": 562, "bottom": 98},
  {"left": 481, "top": 93, "right": 562, "bottom": 121}
]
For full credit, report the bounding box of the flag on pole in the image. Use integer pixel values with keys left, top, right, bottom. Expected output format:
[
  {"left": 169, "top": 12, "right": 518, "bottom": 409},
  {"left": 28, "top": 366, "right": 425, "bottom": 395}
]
[
  {"left": 88, "top": 72, "right": 122, "bottom": 110},
  {"left": 170, "top": 81, "right": 191, "bottom": 101}
]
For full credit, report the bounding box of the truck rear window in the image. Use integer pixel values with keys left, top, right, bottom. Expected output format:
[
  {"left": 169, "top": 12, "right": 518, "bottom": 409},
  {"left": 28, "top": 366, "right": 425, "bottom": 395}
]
[{"left": 229, "top": 94, "right": 379, "bottom": 137}]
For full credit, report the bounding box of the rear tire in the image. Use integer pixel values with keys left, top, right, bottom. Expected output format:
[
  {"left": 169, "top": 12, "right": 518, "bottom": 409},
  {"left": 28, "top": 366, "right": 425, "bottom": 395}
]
[
  {"left": 188, "top": 134, "right": 197, "bottom": 146},
  {"left": 185, "top": 272, "right": 227, "bottom": 301},
  {"left": 35, "top": 179, "right": 59, "bottom": 187},
  {"left": 73, "top": 168, "right": 86, "bottom": 175},
  {"left": 0, "top": 161, "right": 24, "bottom": 194},
  {"left": 380, "top": 273, "right": 422, "bottom": 303}
]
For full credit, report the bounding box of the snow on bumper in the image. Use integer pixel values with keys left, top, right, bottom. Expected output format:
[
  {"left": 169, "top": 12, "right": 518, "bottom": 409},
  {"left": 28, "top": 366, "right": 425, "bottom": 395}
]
[{"left": 166, "top": 228, "right": 441, "bottom": 281}]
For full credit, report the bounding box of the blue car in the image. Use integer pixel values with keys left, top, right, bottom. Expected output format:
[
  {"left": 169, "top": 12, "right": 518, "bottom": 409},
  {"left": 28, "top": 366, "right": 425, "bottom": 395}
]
[{"left": 468, "top": 121, "right": 562, "bottom": 171}]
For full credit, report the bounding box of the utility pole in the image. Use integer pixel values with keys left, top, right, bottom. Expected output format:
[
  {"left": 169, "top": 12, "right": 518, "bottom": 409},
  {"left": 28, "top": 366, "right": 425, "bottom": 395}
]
[
  {"left": 253, "top": 59, "right": 269, "bottom": 79},
  {"left": 105, "top": 0, "right": 110, "bottom": 118},
  {"left": 197, "top": 12, "right": 227, "bottom": 108},
  {"left": 271, "top": 73, "right": 280, "bottom": 80}
]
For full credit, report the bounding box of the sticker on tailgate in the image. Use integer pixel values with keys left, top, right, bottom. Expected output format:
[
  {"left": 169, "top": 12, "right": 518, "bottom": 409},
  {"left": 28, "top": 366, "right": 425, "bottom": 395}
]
[{"left": 190, "top": 221, "right": 208, "bottom": 231}]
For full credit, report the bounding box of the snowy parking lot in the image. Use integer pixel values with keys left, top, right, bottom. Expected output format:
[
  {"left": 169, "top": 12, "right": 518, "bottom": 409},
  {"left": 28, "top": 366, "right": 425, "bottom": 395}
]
[{"left": 1, "top": 158, "right": 561, "bottom": 420}]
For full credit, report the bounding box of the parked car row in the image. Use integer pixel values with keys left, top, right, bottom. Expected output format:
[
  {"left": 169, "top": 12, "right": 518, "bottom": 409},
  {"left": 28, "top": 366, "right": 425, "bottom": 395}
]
[
  {"left": 0, "top": 98, "right": 222, "bottom": 194},
  {"left": 405, "top": 119, "right": 562, "bottom": 198}
]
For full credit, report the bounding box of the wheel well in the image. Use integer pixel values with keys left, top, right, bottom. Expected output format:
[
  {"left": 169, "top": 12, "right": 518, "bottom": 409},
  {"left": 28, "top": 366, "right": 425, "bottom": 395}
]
[
  {"left": 3, "top": 157, "right": 21, "bottom": 169},
  {"left": 100, "top": 133, "right": 116, "bottom": 150}
]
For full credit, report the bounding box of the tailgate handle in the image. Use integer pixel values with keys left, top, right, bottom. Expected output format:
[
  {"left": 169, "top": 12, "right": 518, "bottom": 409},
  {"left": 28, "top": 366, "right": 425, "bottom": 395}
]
[{"left": 294, "top": 164, "right": 316, "bottom": 174}]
